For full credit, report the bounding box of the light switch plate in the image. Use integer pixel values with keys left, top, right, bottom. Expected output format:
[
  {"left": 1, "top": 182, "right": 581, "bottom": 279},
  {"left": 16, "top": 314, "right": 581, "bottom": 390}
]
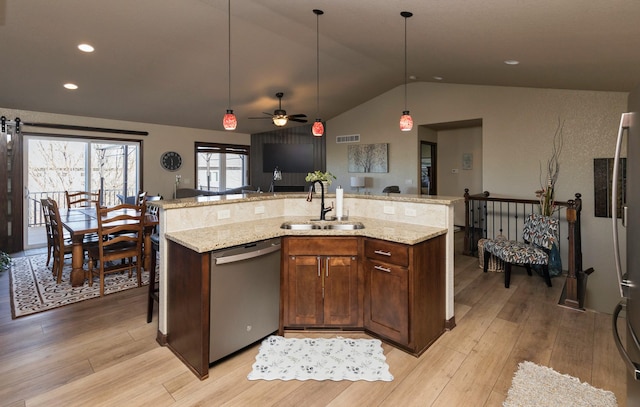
[
  {"left": 254, "top": 206, "right": 265, "bottom": 214},
  {"left": 383, "top": 206, "right": 395, "bottom": 215},
  {"left": 218, "top": 209, "right": 231, "bottom": 219}
]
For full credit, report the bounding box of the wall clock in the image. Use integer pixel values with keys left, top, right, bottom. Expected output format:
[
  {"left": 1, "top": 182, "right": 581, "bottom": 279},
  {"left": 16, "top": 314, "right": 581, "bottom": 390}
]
[{"left": 160, "top": 151, "right": 182, "bottom": 171}]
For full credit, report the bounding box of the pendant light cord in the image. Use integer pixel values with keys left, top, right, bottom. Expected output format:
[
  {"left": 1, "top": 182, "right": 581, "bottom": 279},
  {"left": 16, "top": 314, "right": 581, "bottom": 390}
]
[
  {"left": 314, "top": 9, "right": 324, "bottom": 119},
  {"left": 404, "top": 13, "right": 408, "bottom": 112},
  {"left": 227, "top": 0, "right": 232, "bottom": 110},
  {"left": 316, "top": 12, "right": 320, "bottom": 117}
]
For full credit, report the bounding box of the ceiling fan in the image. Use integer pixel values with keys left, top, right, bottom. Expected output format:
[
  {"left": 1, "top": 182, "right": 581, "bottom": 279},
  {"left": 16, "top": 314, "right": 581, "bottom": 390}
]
[{"left": 249, "top": 92, "right": 307, "bottom": 127}]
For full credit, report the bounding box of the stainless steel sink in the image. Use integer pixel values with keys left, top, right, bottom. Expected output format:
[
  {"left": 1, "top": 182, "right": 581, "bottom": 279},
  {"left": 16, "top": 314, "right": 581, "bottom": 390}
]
[
  {"left": 280, "top": 223, "right": 322, "bottom": 230},
  {"left": 281, "top": 221, "right": 365, "bottom": 230},
  {"left": 323, "top": 222, "right": 365, "bottom": 230}
]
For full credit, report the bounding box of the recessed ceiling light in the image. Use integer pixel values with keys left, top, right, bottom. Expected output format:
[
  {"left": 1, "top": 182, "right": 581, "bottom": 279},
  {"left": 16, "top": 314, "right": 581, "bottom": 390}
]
[
  {"left": 78, "top": 43, "right": 94, "bottom": 53},
  {"left": 433, "top": 76, "right": 443, "bottom": 81},
  {"left": 64, "top": 83, "right": 78, "bottom": 90},
  {"left": 504, "top": 60, "right": 520, "bottom": 65},
  {"left": 409, "top": 75, "right": 417, "bottom": 80}
]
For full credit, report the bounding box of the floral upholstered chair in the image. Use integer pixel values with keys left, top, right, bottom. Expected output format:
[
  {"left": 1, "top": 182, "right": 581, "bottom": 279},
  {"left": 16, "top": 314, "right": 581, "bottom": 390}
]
[{"left": 482, "top": 213, "right": 559, "bottom": 288}]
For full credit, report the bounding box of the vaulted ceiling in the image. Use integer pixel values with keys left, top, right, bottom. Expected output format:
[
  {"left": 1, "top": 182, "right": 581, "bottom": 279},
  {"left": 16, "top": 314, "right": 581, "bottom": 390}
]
[{"left": 1, "top": 0, "right": 639, "bottom": 134}]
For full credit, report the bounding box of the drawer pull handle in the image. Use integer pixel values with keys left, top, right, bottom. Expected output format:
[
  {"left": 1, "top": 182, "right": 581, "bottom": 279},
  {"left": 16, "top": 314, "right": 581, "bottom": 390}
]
[
  {"left": 374, "top": 250, "right": 392, "bottom": 257},
  {"left": 374, "top": 265, "right": 391, "bottom": 273}
]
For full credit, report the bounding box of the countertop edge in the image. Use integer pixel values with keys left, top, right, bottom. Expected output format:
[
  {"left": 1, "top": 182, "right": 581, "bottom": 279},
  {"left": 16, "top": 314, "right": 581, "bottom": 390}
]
[
  {"left": 153, "top": 192, "right": 463, "bottom": 209},
  {"left": 165, "top": 217, "right": 448, "bottom": 252}
]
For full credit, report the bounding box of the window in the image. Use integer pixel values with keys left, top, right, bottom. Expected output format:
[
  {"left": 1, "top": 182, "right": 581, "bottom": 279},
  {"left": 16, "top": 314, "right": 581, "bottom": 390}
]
[
  {"left": 195, "top": 143, "right": 250, "bottom": 192},
  {"left": 24, "top": 135, "right": 141, "bottom": 248}
]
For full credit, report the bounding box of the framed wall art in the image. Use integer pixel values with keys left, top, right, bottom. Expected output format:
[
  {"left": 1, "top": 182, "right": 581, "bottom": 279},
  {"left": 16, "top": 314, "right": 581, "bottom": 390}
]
[{"left": 348, "top": 143, "right": 388, "bottom": 173}]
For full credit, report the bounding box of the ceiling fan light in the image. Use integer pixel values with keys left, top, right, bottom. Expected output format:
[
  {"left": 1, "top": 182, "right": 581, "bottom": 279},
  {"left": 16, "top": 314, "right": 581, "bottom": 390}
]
[
  {"left": 273, "top": 116, "right": 288, "bottom": 127},
  {"left": 400, "top": 111, "right": 413, "bottom": 131},
  {"left": 223, "top": 109, "right": 237, "bottom": 130},
  {"left": 312, "top": 119, "right": 324, "bottom": 137}
]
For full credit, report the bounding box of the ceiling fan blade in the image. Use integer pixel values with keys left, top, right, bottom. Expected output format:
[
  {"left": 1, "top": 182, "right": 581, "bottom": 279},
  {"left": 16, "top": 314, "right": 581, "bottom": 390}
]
[
  {"left": 288, "top": 118, "right": 308, "bottom": 123},
  {"left": 262, "top": 112, "right": 273, "bottom": 116},
  {"left": 287, "top": 114, "right": 307, "bottom": 118}
]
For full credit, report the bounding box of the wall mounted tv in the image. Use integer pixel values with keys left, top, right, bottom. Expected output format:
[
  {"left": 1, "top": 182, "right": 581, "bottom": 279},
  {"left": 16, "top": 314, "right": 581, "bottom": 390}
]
[{"left": 262, "top": 143, "right": 314, "bottom": 173}]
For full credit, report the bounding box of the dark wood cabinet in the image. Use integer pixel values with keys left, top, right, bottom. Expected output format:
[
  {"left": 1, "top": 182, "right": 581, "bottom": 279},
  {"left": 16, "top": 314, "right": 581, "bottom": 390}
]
[
  {"left": 363, "top": 235, "right": 446, "bottom": 355},
  {"left": 166, "top": 240, "right": 211, "bottom": 379},
  {"left": 281, "top": 237, "right": 361, "bottom": 330}
]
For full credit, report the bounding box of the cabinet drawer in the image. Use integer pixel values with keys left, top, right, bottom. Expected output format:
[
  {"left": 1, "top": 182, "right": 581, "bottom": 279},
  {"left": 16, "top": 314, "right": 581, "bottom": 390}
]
[
  {"left": 286, "top": 237, "right": 358, "bottom": 256},
  {"left": 364, "top": 238, "right": 409, "bottom": 267}
]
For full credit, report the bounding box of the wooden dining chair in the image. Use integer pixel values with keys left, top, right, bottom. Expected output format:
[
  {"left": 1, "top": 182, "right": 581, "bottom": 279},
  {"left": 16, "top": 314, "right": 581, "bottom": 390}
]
[
  {"left": 65, "top": 189, "right": 101, "bottom": 208},
  {"left": 41, "top": 198, "right": 58, "bottom": 267},
  {"left": 46, "top": 198, "right": 73, "bottom": 283},
  {"left": 145, "top": 195, "right": 162, "bottom": 322},
  {"left": 86, "top": 203, "right": 145, "bottom": 296},
  {"left": 137, "top": 191, "right": 147, "bottom": 206}
]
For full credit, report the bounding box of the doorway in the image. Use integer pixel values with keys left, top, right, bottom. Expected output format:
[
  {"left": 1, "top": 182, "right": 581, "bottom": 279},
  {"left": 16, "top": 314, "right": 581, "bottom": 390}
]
[{"left": 421, "top": 141, "right": 437, "bottom": 195}]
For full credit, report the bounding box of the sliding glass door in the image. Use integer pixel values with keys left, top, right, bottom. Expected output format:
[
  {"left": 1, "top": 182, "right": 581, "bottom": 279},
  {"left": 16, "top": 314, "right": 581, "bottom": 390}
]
[{"left": 23, "top": 135, "right": 141, "bottom": 248}]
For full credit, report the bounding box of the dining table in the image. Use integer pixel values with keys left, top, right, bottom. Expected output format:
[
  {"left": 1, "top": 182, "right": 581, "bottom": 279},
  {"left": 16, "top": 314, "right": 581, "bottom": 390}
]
[{"left": 60, "top": 206, "right": 158, "bottom": 287}]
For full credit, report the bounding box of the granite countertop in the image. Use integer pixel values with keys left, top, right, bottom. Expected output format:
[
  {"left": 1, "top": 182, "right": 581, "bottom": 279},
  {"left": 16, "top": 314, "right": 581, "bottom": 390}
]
[
  {"left": 165, "top": 216, "right": 447, "bottom": 253},
  {"left": 153, "top": 192, "right": 462, "bottom": 210}
]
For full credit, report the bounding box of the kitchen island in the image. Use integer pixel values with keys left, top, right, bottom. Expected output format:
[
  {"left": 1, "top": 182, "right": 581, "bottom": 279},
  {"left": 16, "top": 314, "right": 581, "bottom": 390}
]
[{"left": 153, "top": 192, "right": 461, "bottom": 378}]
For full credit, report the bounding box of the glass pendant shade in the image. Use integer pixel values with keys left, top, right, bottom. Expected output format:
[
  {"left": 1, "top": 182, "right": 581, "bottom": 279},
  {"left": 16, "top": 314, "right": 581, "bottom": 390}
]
[
  {"left": 223, "top": 109, "right": 237, "bottom": 130},
  {"left": 400, "top": 111, "right": 413, "bottom": 131},
  {"left": 312, "top": 119, "right": 324, "bottom": 137}
]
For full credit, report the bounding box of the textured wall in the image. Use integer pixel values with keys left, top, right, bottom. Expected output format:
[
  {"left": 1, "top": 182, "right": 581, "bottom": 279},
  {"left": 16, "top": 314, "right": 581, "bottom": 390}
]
[{"left": 327, "top": 82, "right": 628, "bottom": 313}]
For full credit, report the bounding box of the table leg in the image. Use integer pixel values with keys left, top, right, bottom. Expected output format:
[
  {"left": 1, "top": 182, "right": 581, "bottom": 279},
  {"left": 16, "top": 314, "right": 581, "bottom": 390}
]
[{"left": 70, "top": 235, "right": 86, "bottom": 287}]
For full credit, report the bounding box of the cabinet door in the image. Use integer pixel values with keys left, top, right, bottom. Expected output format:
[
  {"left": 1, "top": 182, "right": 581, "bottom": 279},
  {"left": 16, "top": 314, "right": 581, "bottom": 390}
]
[
  {"left": 323, "top": 256, "right": 360, "bottom": 326},
  {"left": 364, "top": 258, "right": 409, "bottom": 344},
  {"left": 286, "top": 255, "right": 324, "bottom": 326}
]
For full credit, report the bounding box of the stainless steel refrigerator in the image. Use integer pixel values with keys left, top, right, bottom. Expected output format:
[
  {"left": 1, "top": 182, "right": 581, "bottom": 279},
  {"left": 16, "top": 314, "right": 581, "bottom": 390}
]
[{"left": 613, "top": 83, "right": 640, "bottom": 404}]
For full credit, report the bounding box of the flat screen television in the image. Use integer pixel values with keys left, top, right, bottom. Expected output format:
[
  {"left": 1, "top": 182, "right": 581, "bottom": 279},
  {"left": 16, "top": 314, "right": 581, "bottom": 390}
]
[{"left": 262, "top": 143, "right": 314, "bottom": 173}]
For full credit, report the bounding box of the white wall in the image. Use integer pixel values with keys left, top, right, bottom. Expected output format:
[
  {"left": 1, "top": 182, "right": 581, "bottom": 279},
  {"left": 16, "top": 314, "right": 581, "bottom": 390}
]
[
  {"left": 326, "top": 82, "right": 628, "bottom": 314},
  {"left": 437, "top": 126, "right": 483, "bottom": 226},
  {"left": 0, "top": 107, "right": 251, "bottom": 200}
]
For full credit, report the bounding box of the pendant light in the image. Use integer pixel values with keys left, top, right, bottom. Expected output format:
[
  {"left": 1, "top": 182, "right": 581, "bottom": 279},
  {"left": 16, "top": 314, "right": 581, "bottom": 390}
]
[
  {"left": 222, "top": 0, "right": 237, "bottom": 130},
  {"left": 312, "top": 9, "right": 324, "bottom": 137},
  {"left": 399, "top": 11, "right": 413, "bottom": 132}
]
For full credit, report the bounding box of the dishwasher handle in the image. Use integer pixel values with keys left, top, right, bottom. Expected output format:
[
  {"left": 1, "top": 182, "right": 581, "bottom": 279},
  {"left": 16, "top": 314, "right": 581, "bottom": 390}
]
[
  {"left": 214, "top": 243, "right": 281, "bottom": 265},
  {"left": 613, "top": 301, "right": 640, "bottom": 380}
]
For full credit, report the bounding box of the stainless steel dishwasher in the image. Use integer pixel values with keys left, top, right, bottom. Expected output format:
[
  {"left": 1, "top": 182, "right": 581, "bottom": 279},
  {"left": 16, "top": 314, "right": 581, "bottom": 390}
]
[{"left": 209, "top": 237, "right": 281, "bottom": 364}]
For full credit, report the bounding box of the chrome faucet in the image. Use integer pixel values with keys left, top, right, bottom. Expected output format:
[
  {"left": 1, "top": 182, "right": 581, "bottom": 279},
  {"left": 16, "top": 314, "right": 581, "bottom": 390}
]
[{"left": 306, "top": 180, "right": 333, "bottom": 220}]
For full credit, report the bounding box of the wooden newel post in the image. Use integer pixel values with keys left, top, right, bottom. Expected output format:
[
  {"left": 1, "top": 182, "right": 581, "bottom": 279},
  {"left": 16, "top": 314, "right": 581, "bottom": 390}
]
[{"left": 562, "top": 206, "right": 580, "bottom": 309}]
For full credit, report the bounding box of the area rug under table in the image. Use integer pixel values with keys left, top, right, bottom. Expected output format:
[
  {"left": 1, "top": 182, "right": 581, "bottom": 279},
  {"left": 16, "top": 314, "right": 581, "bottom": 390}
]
[
  {"left": 9, "top": 254, "right": 153, "bottom": 318},
  {"left": 248, "top": 335, "right": 394, "bottom": 381},
  {"left": 504, "top": 361, "right": 618, "bottom": 407}
]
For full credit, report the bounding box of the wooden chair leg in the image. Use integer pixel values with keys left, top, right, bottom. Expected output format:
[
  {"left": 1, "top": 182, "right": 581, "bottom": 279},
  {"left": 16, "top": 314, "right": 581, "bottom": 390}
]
[
  {"left": 46, "top": 246, "right": 52, "bottom": 267},
  {"left": 147, "top": 245, "right": 157, "bottom": 323},
  {"left": 504, "top": 263, "right": 512, "bottom": 288},
  {"left": 483, "top": 249, "right": 490, "bottom": 273},
  {"left": 147, "top": 238, "right": 159, "bottom": 323},
  {"left": 542, "top": 265, "right": 552, "bottom": 287},
  {"left": 524, "top": 265, "right": 533, "bottom": 276}
]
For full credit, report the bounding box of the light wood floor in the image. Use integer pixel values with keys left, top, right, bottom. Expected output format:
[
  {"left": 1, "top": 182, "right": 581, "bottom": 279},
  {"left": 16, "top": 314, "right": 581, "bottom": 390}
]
[{"left": 0, "top": 233, "right": 627, "bottom": 407}]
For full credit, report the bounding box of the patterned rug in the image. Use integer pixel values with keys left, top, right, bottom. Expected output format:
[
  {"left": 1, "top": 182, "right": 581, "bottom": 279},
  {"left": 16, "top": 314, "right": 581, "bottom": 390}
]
[
  {"left": 247, "top": 335, "right": 394, "bottom": 381},
  {"left": 9, "top": 254, "right": 153, "bottom": 318},
  {"left": 504, "top": 361, "right": 618, "bottom": 407}
]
